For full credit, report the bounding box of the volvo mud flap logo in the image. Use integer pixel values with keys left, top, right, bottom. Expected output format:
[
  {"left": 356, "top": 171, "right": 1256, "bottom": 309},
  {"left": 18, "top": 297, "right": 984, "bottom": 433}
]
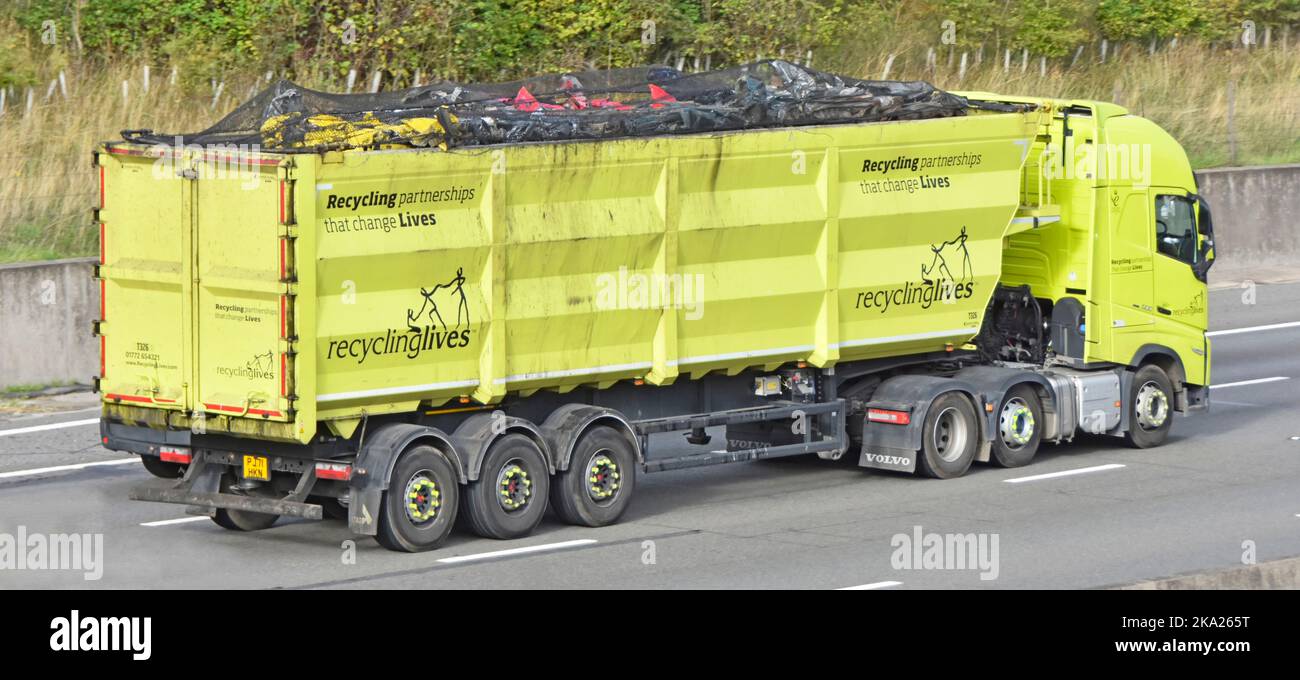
[
  {"left": 861, "top": 451, "right": 915, "bottom": 472},
  {"left": 326, "top": 266, "right": 474, "bottom": 364}
]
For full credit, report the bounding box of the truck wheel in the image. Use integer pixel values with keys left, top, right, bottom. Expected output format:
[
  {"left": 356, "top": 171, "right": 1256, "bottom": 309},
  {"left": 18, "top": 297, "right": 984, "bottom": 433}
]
[
  {"left": 311, "top": 496, "right": 348, "bottom": 521},
  {"left": 140, "top": 455, "right": 185, "bottom": 479},
  {"left": 550, "top": 426, "right": 637, "bottom": 527},
  {"left": 991, "top": 385, "right": 1043, "bottom": 467},
  {"left": 375, "top": 445, "right": 460, "bottom": 552},
  {"left": 211, "top": 475, "right": 280, "bottom": 532},
  {"left": 1125, "top": 365, "right": 1174, "bottom": 449},
  {"left": 462, "top": 434, "right": 550, "bottom": 540},
  {"left": 916, "top": 392, "right": 978, "bottom": 479}
]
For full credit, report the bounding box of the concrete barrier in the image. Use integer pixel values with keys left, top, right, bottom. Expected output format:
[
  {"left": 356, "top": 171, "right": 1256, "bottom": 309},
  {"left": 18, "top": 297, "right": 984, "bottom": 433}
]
[
  {"left": 0, "top": 165, "right": 1296, "bottom": 390},
  {"left": 1195, "top": 164, "right": 1300, "bottom": 286},
  {"left": 0, "top": 257, "right": 98, "bottom": 392},
  {"left": 1117, "top": 555, "right": 1300, "bottom": 590}
]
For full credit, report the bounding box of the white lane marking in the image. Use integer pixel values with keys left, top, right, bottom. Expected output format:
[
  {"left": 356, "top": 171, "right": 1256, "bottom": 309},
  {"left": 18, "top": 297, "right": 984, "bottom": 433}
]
[
  {"left": 0, "top": 417, "right": 99, "bottom": 438},
  {"left": 436, "top": 539, "right": 597, "bottom": 564},
  {"left": 1210, "top": 376, "right": 1290, "bottom": 390},
  {"left": 141, "top": 516, "right": 209, "bottom": 527},
  {"left": 838, "top": 581, "right": 903, "bottom": 590},
  {"left": 0, "top": 457, "right": 136, "bottom": 480},
  {"left": 1003, "top": 463, "right": 1126, "bottom": 484},
  {"left": 1207, "top": 321, "right": 1300, "bottom": 337}
]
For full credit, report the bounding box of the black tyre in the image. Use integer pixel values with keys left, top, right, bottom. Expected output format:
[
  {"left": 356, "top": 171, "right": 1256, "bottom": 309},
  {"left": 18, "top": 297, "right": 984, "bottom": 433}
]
[
  {"left": 374, "top": 445, "right": 460, "bottom": 552},
  {"left": 990, "top": 385, "right": 1043, "bottom": 468},
  {"left": 916, "top": 392, "right": 979, "bottom": 479},
  {"left": 211, "top": 474, "right": 280, "bottom": 532},
  {"left": 550, "top": 426, "right": 637, "bottom": 527},
  {"left": 1125, "top": 364, "right": 1174, "bottom": 449},
  {"left": 312, "top": 496, "right": 349, "bottom": 521},
  {"left": 462, "top": 434, "right": 550, "bottom": 540},
  {"left": 140, "top": 454, "right": 185, "bottom": 479}
]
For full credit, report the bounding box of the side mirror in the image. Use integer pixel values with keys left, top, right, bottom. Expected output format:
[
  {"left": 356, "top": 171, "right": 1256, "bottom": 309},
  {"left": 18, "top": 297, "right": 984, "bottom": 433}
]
[{"left": 1191, "top": 194, "right": 1215, "bottom": 283}]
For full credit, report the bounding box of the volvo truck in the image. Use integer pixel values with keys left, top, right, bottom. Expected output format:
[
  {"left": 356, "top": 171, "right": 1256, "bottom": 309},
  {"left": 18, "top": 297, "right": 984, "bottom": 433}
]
[{"left": 97, "top": 71, "right": 1214, "bottom": 551}]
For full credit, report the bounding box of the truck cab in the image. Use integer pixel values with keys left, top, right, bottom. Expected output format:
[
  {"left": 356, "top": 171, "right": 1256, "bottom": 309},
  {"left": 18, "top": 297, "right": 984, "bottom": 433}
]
[{"left": 962, "top": 93, "right": 1215, "bottom": 410}]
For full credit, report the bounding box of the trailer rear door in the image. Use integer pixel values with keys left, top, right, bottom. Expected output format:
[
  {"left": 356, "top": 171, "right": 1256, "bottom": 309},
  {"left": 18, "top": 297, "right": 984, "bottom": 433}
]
[
  {"left": 191, "top": 152, "right": 294, "bottom": 421},
  {"left": 97, "top": 148, "right": 190, "bottom": 412}
]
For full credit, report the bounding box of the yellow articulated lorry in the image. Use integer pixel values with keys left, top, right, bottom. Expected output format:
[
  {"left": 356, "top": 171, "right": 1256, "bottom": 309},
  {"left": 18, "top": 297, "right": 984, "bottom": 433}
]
[{"left": 98, "top": 62, "right": 1214, "bottom": 551}]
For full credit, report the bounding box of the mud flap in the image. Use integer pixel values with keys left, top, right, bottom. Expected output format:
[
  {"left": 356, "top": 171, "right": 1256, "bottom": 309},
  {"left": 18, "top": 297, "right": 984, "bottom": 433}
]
[
  {"left": 858, "top": 447, "right": 917, "bottom": 473},
  {"left": 348, "top": 488, "right": 383, "bottom": 536}
]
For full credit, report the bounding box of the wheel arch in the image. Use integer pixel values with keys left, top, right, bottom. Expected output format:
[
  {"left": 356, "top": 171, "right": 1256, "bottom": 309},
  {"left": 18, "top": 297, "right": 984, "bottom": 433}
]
[
  {"left": 1131, "top": 343, "right": 1189, "bottom": 410},
  {"left": 952, "top": 366, "right": 1057, "bottom": 442},
  {"left": 540, "top": 404, "right": 642, "bottom": 471},
  {"left": 860, "top": 374, "right": 985, "bottom": 469},
  {"left": 450, "top": 412, "right": 555, "bottom": 481},
  {"left": 348, "top": 422, "right": 465, "bottom": 537},
  {"left": 354, "top": 423, "right": 466, "bottom": 488}
]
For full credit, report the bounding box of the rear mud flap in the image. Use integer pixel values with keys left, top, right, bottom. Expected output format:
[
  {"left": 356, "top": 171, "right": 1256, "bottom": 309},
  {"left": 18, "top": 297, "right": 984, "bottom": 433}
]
[
  {"left": 348, "top": 488, "right": 383, "bottom": 536},
  {"left": 858, "top": 448, "right": 917, "bottom": 473}
]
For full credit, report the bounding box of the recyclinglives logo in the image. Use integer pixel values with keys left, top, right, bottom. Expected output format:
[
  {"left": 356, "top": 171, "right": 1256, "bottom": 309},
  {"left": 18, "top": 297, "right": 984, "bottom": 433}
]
[
  {"left": 854, "top": 226, "right": 977, "bottom": 314},
  {"left": 215, "top": 350, "right": 276, "bottom": 381},
  {"left": 327, "top": 267, "right": 473, "bottom": 364}
]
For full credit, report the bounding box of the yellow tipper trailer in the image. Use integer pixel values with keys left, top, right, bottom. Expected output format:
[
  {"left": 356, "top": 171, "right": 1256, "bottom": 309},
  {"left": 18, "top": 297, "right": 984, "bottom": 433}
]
[{"left": 101, "top": 71, "right": 1215, "bottom": 552}]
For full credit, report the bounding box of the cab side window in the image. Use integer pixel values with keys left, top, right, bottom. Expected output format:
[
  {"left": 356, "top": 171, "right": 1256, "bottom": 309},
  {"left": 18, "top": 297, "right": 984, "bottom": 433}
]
[{"left": 1154, "top": 195, "right": 1197, "bottom": 265}]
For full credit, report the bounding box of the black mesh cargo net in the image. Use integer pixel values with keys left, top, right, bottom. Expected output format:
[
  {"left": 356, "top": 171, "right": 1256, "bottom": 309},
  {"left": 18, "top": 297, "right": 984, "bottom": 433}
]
[{"left": 122, "top": 60, "right": 1003, "bottom": 153}]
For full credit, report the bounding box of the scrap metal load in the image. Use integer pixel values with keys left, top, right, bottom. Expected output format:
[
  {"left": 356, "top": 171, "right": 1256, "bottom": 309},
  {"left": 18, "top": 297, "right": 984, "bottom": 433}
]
[{"left": 123, "top": 60, "right": 978, "bottom": 152}]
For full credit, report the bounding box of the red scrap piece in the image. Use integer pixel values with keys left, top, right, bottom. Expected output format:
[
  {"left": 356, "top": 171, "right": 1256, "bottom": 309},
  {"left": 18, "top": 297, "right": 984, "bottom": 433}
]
[
  {"left": 513, "top": 86, "right": 565, "bottom": 111},
  {"left": 589, "top": 98, "right": 633, "bottom": 111},
  {"left": 648, "top": 84, "right": 677, "bottom": 103},
  {"left": 513, "top": 86, "right": 541, "bottom": 112}
]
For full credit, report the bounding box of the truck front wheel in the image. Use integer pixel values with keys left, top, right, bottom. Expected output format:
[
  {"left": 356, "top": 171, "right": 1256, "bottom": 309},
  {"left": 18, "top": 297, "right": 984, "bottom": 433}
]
[
  {"left": 375, "top": 445, "right": 460, "bottom": 552},
  {"left": 550, "top": 426, "right": 637, "bottom": 527},
  {"left": 916, "top": 393, "right": 979, "bottom": 479},
  {"left": 1125, "top": 365, "right": 1174, "bottom": 449},
  {"left": 462, "top": 434, "right": 550, "bottom": 540}
]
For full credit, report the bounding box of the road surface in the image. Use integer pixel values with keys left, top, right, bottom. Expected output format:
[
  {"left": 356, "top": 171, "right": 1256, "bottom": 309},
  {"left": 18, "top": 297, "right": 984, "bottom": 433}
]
[{"left": 2, "top": 282, "right": 1299, "bottom": 589}]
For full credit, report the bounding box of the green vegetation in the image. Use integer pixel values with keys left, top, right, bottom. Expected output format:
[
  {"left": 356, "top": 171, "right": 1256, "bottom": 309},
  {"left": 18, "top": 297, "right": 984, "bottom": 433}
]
[
  {"left": 1, "top": 1, "right": 1298, "bottom": 262},
  {"left": 7, "top": 1, "right": 1299, "bottom": 81}
]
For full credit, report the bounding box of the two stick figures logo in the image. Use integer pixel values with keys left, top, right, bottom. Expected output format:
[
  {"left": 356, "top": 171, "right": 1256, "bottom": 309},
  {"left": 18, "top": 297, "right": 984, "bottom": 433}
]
[
  {"left": 921, "top": 226, "right": 974, "bottom": 286},
  {"left": 246, "top": 351, "right": 275, "bottom": 374},
  {"left": 407, "top": 266, "right": 471, "bottom": 332}
]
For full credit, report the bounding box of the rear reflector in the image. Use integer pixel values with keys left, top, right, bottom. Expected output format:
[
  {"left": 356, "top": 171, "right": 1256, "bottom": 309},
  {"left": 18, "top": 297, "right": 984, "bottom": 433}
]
[
  {"left": 867, "top": 408, "right": 911, "bottom": 426},
  {"left": 159, "top": 447, "right": 192, "bottom": 464},
  {"left": 315, "top": 462, "right": 352, "bottom": 481}
]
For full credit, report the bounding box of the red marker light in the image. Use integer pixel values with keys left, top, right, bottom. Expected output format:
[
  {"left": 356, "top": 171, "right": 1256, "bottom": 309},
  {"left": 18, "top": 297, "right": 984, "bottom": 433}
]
[
  {"left": 315, "top": 462, "right": 352, "bottom": 481},
  {"left": 159, "top": 447, "right": 193, "bottom": 464},
  {"left": 867, "top": 408, "right": 911, "bottom": 425}
]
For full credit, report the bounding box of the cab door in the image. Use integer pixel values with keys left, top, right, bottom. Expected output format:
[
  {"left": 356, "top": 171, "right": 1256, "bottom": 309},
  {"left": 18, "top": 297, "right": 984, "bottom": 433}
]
[
  {"left": 1106, "top": 187, "right": 1157, "bottom": 332},
  {"left": 1149, "top": 190, "right": 1208, "bottom": 331}
]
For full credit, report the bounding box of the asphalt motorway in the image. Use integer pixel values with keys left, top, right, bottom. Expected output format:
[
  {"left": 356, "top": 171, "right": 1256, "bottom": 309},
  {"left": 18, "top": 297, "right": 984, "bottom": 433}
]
[{"left": 2, "top": 282, "right": 1299, "bottom": 589}]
